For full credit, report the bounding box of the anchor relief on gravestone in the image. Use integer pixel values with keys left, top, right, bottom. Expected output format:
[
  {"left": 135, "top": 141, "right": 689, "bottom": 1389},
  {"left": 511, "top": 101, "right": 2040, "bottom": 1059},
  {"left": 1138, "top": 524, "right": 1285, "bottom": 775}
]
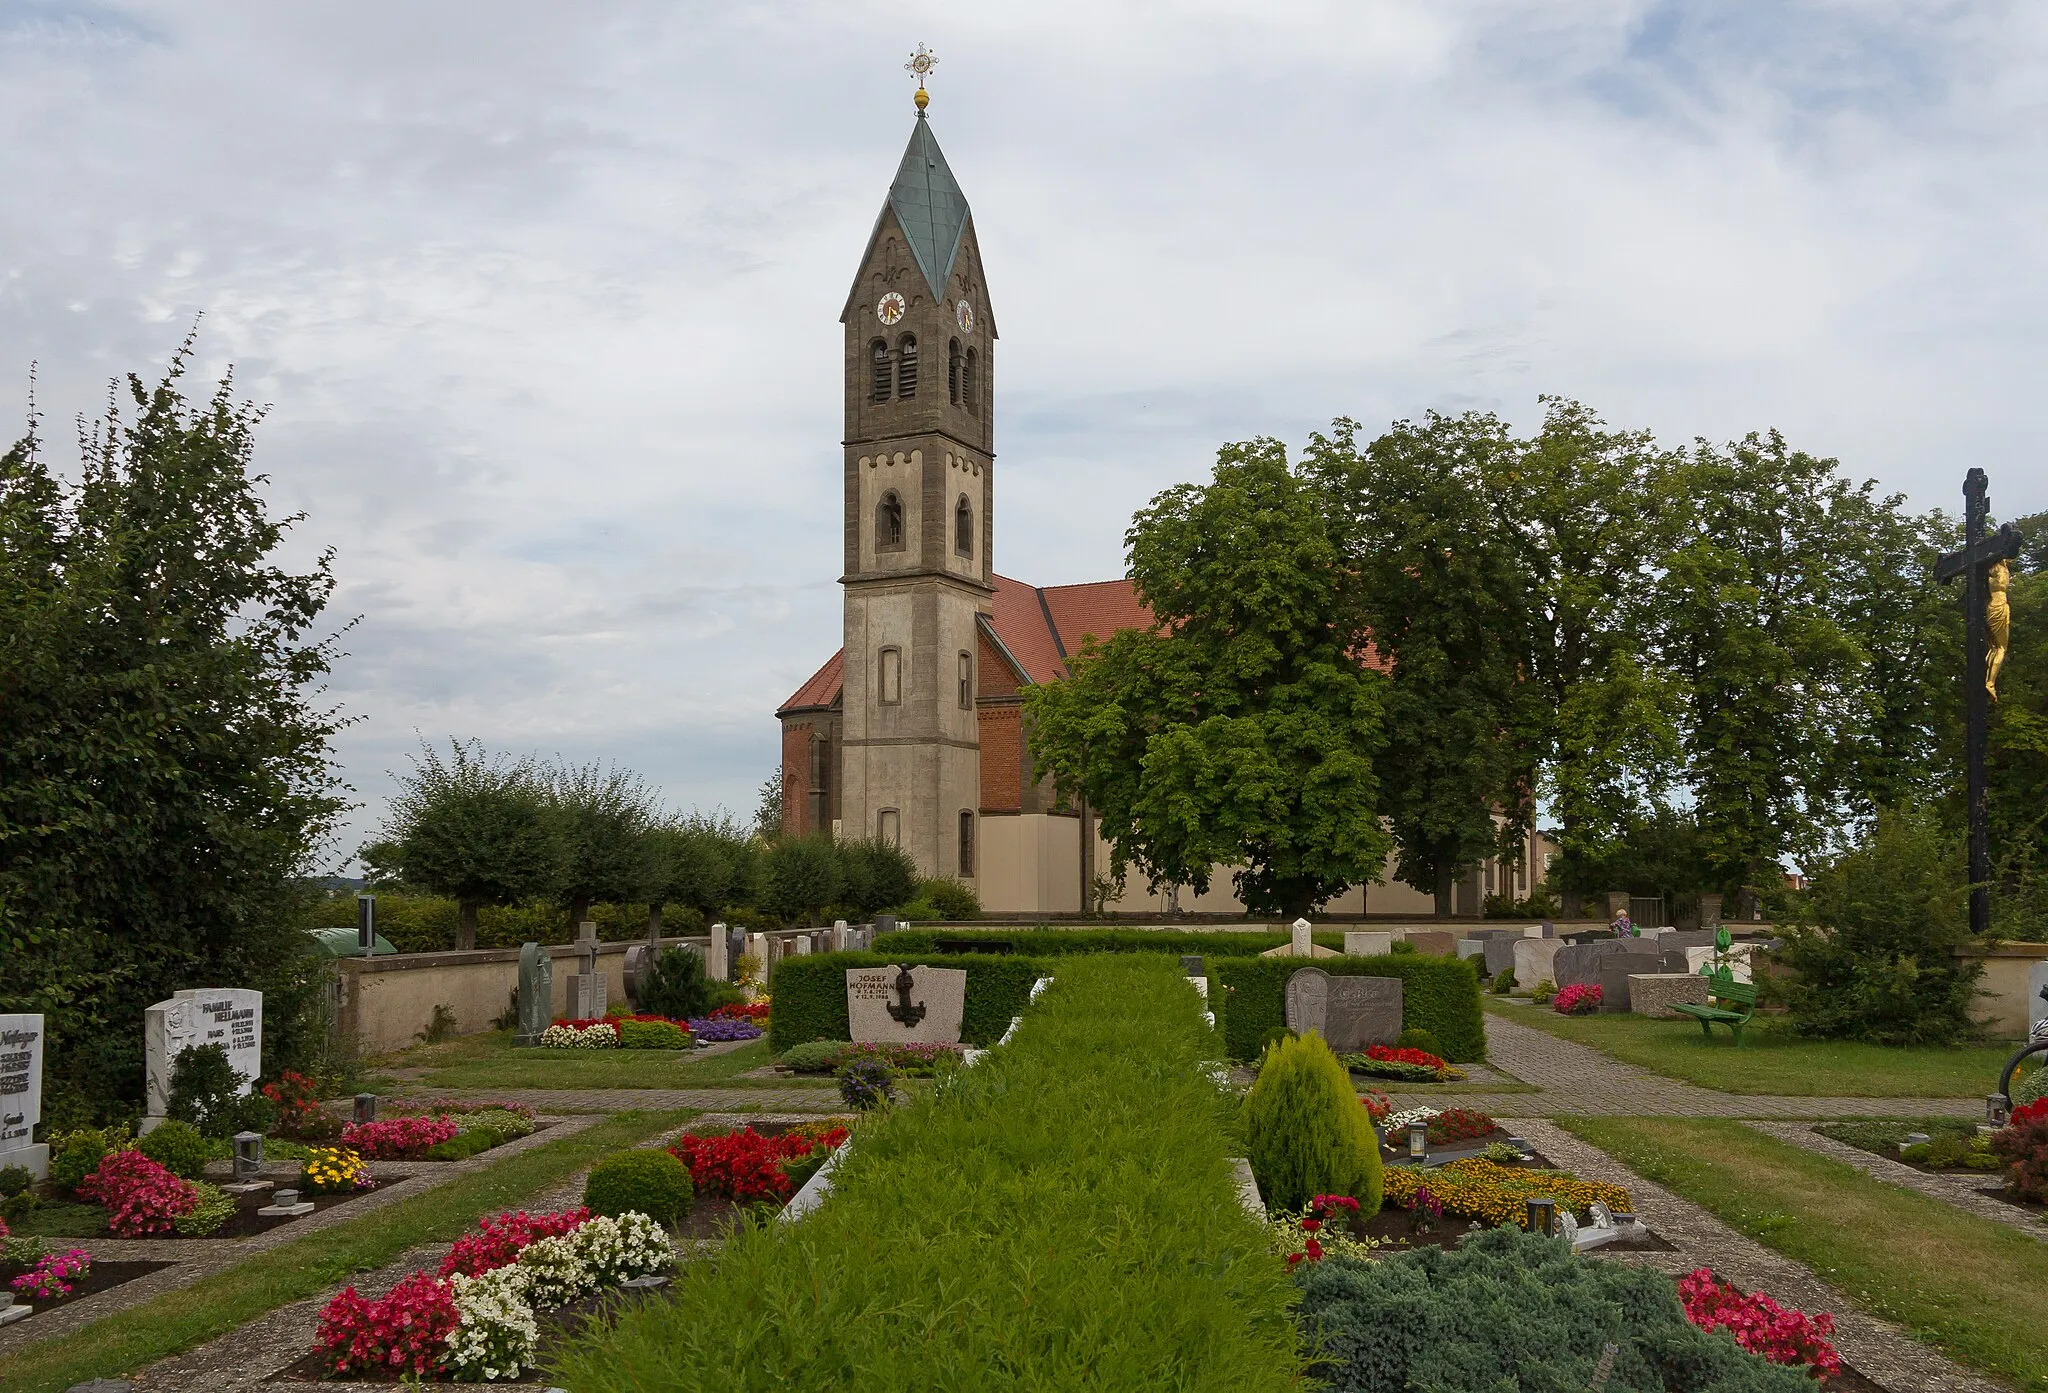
[{"left": 846, "top": 964, "right": 967, "bottom": 1045}]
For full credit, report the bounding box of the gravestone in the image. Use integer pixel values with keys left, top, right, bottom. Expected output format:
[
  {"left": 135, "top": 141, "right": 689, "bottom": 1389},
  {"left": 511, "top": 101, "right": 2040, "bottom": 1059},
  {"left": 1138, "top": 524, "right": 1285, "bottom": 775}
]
[
  {"left": 565, "top": 923, "right": 607, "bottom": 1020},
  {"left": 793, "top": 934, "right": 812, "bottom": 956},
  {"left": 1402, "top": 931, "right": 1456, "bottom": 957},
  {"left": 1552, "top": 940, "right": 1637, "bottom": 988},
  {"left": 1292, "top": 918, "right": 1313, "bottom": 956},
  {"left": 1514, "top": 937, "right": 1566, "bottom": 989},
  {"left": 1344, "top": 930, "right": 1394, "bottom": 957},
  {"left": 1285, "top": 967, "right": 1403, "bottom": 1052},
  {"left": 515, "top": 942, "right": 554, "bottom": 1045},
  {"left": 1699, "top": 892, "right": 1725, "bottom": 927},
  {"left": 707, "top": 922, "right": 729, "bottom": 982},
  {"left": 622, "top": 943, "right": 655, "bottom": 1008},
  {"left": 0, "top": 1013, "right": 48, "bottom": 1180},
  {"left": 1181, "top": 955, "right": 1205, "bottom": 977},
  {"left": 832, "top": 920, "right": 849, "bottom": 952},
  {"left": 1455, "top": 939, "right": 1487, "bottom": 962},
  {"left": 846, "top": 965, "right": 968, "bottom": 1044},
  {"left": 746, "top": 932, "right": 769, "bottom": 978},
  {"left": 1630, "top": 973, "right": 1711, "bottom": 1019},
  {"left": 1482, "top": 936, "right": 1520, "bottom": 979},
  {"left": 1597, "top": 954, "right": 1664, "bottom": 1012},
  {"left": 145, "top": 988, "right": 262, "bottom": 1125}
]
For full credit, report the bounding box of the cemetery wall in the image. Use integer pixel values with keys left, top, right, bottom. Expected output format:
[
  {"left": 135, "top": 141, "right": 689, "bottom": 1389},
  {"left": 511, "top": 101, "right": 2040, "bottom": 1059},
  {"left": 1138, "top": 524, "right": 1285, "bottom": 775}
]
[
  {"left": 1212, "top": 954, "right": 1487, "bottom": 1062},
  {"left": 335, "top": 938, "right": 705, "bottom": 1054},
  {"left": 1956, "top": 942, "right": 2048, "bottom": 1039},
  {"left": 768, "top": 951, "right": 1046, "bottom": 1052}
]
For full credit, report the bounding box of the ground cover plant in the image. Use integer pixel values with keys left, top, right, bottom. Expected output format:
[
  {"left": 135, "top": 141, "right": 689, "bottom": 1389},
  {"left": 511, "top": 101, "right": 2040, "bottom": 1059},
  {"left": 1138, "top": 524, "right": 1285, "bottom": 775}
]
[
  {"left": 1563, "top": 1115, "right": 2048, "bottom": 1386},
  {"left": 1293, "top": 1227, "right": 1820, "bottom": 1391},
  {"left": 550, "top": 956, "right": 1303, "bottom": 1390},
  {"left": 362, "top": 1032, "right": 811, "bottom": 1093},
  {"left": 1215, "top": 955, "right": 1485, "bottom": 1062},
  {"left": 775, "top": 1040, "right": 963, "bottom": 1075},
  {"left": 0, "top": 1109, "right": 693, "bottom": 1393},
  {"left": 1484, "top": 997, "right": 2016, "bottom": 1096},
  {"left": 1381, "top": 1158, "right": 1629, "bottom": 1229}
]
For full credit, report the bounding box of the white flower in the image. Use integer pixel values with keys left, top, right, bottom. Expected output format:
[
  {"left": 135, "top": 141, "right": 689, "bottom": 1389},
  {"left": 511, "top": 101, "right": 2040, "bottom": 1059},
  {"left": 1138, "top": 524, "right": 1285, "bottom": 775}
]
[
  {"left": 570, "top": 1211, "right": 673, "bottom": 1286},
  {"left": 446, "top": 1265, "right": 539, "bottom": 1381},
  {"left": 514, "top": 1232, "right": 596, "bottom": 1306},
  {"left": 1383, "top": 1106, "right": 1441, "bottom": 1133}
]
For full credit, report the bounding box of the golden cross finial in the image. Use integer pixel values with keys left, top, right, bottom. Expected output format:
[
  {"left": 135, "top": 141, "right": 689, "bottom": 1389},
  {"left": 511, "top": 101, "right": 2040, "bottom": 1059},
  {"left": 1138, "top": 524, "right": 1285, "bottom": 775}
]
[{"left": 906, "top": 43, "right": 938, "bottom": 111}]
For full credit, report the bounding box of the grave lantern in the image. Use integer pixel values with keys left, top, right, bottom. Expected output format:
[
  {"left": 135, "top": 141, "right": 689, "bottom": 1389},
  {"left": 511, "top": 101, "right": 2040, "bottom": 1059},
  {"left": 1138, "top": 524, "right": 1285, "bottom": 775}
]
[
  {"left": 1407, "top": 1119, "right": 1428, "bottom": 1161},
  {"left": 1988, "top": 1093, "right": 2012, "bottom": 1127},
  {"left": 233, "top": 1130, "right": 264, "bottom": 1180},
  {"left": 354, "top": 1093, "right": 378, "bottom": 1125},
  {"left": 1526, "top": 1197, "right": 1557, "bottom": 1238}
]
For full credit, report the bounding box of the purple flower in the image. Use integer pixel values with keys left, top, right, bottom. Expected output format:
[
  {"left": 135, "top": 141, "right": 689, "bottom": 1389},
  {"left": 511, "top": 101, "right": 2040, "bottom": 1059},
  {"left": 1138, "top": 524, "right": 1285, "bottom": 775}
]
[{"left": 688, "top": 1016, "right": 763, "bottom": 1042}]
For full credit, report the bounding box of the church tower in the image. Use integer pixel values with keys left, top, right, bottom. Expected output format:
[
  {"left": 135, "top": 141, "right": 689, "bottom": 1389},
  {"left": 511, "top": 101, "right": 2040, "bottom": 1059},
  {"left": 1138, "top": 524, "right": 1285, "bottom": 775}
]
[{"left": 837, "top": 80, "right": 995, "bottom": 882}]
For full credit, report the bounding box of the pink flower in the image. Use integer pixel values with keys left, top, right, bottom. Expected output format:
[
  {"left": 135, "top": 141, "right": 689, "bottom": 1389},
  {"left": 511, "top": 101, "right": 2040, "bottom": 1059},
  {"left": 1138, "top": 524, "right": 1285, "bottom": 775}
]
[{"left": 76, "top": 1151, "right": 198, "bottom": 1237}]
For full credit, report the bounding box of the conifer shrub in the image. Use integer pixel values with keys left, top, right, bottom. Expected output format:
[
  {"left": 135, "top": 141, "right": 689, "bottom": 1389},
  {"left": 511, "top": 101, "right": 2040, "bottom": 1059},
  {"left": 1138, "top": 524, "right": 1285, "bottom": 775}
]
[
  {"left": 584, "top": 1148, "right": 694, "bottom": 1227},
  {"left": 137, "top": 1120, "right": 211, "bottom": 1180},
  {"left": 1239, "top": 1031, "right": 1382, "bottom": 1215},
  {"left": 637, "top": 947, "right": 715, "bottom": 1022},
  {"left": 1396, "top": 1028, "right": 1440, "bottom": 1055}
]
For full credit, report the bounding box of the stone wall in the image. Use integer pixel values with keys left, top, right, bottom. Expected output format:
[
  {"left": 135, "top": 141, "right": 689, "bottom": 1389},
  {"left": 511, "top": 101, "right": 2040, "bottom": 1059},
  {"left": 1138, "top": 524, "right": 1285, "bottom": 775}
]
[{"left": 1957, "top": 943, "right": 2048, "bottom": 1040}]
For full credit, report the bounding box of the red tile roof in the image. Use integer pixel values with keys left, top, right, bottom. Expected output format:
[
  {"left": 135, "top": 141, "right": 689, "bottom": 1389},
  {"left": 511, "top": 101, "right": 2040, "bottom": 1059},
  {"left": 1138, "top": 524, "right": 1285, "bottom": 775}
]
[{"left": 775, "top": 575, "right": 1159, "bottom": 715}]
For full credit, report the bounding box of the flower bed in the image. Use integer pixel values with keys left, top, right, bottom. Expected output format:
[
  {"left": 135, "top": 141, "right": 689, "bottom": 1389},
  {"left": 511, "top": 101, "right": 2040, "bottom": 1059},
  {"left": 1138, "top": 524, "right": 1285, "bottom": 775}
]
[
  {"left": 778, "top": 1040, "right": 965, "bottom": 1076},
  {"left": 1339, "top": 1044, "right": 1468, "bottom": 1083},
  {"left": 10, "top": 1246, "right": 92, "bottom": 1300},
  {"left": 342, "top": 1116, "right": 459, "bottom": 1160},
  {"left": 311, "top": 1207, "right": 672, "bottom": 1381},
  {"left": 1678, "top": 1268, "right": 1842, "bottom": 1377},
  {"left": 668, "top": 1125, "right": 849, "bottom": 1205},
  {"left": 302, "top": 1146, "right": 376, "bottom": 1195},
  {"left": 76, "top": 1151, "right": 197, "bottom": 1237},
  {"left": 539, "top": 1021, "right": 619, "bottom": 1049},
  {"left": 0, "top": 1237, "right": 171, "bottom": 1317},
  {"left": 711, "top": 1001, "right": 770, "bottom": 1023},
  {"left": 1381, "top": 1157, "right": 1631, "bottom": 1229},
  {"left": 686, "top": 1015, "right": 762, "bottom": 1043},
  {"left": 1553, "top": 983, "right": 1601, "bottom": 1015}
]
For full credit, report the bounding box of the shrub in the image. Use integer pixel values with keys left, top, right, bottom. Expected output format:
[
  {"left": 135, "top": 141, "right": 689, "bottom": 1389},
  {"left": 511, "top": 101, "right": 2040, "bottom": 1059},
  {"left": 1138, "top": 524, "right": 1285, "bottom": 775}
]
[
  {"left": 761, "top": 834, "right": 842, "bottom": 925},
  {"left": 637, "top": 947, "right": 716, "bottom": 1022},
  {"left": 0, "top": 1165, "right": 30, "bottom": 1198},
  {"left": 136, "top": 1120, "right": 211, "bottom": 1180},
  {"left": 174, "top": 1181, "right": 238, "bottom": 1236},
  {"left": 874, "top": 927, "right": 1326, "bottom": 958},
  {"left": 778, "top": 1039, "right": 853, "bottom": 1072},
  {"left": 457, "top": 1108, "right": 535, "bottom": 1143},
  {"left": 837, "top": 838, "right": 920, "bottom": 918},
  {"left": 167, "top": 1043, "right": 253, "bottom": 1138},
  {"left": 1678, "top": 1269, "right": 1843, "bottom": 1377},
  {"left": 1261, "top": 1027, "right": 1295, "bottom": 1053},
  {"left": 343, "top": 1116, "right": 459, "bottom": 1160},
  {"left": 1294, "top": 1228, "right": 1819, "bottom": 1392},
  {"left": 77, "top": 1150, "right": 199, "bottom": 1236},
  {"left": 423, "top": 1129, "right": 500, "bottom": 1162},
  {"left": 1239, "top": 1032, "right": 1383, "bottom": 1215},
  {"left": 49, "top": 1136, "right": 114, "bottom": 1195},
  {"left": 1382, "top": 1158, "right": 1628, "bottom": 1228},
  {"left": 837, "top": 1057, "right": 894, "bottom": 1111},
  {"left": 585, "top": 1149, "right": 694, "bottom": 1226},
  {"left": 1488, "top": 969, "right": 1514, "bottom": 995},
  {"left": 767, "top": 952, "right": 1046, "bottom": 1053},
  {"left": 440, "top": 1207, "right": 591, "bottom": 1278},
  {"left": 1396, "top": 1028, "right": 1440, "bottom": 1055},
  {"left": 1991, "top": 1115, "right": 2048, "bottom": 1203},
  {"left": 913, "top": 877, "right": 982, "bottom": 920},
  {"left": 1530, "top": 978, "right": 1557, "bottom": 1004},
  {"left": 1213, "top": 955, "right": 1485, "bottom": 1063},
  {"left": 263, "top": 1070, "right": 342, "bottom": 1141},
  {"left": 1553, "top": 983, "right": 1601, "bottom": 1015},
  {"left": 317, "top": 1270, "right": 459, "bottom": 1377},
  {"left": 1903, "top": 1135, "right": 1999, "bottom": 1170},
  {"left": 618, "top": 1019, "right": 690, "bottom": 1050}
]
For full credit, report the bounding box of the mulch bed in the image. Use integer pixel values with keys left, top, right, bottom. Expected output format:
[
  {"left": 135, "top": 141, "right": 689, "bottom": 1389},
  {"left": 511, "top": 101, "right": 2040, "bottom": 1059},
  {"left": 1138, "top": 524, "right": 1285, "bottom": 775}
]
[
  {"left": 10, "top": 1185, "right": 382, "bottom": 1242},
  {"left": 0, "top": 1259, "right": 175, "bottom": 1317}
]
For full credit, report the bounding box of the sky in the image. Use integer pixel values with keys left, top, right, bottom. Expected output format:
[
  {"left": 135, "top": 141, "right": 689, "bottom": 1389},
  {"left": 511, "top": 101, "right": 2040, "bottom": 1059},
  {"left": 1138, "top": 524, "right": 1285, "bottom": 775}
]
[{"left": 3, "top": 1, "right": 2045, "bottom": 870}]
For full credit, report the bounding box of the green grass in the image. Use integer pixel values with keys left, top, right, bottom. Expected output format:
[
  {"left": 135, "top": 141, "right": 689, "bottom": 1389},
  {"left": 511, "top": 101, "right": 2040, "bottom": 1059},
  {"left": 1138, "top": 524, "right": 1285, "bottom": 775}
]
[
  {"left": 1811, "top": 1117, "right": 1989, "bottom": 1160},
  {"left": 0, "top": 1108, "right": 692, "bottom": 1393},
  {"left": 1486, "top": 997, "right": 2012, "bottom": 1097},
  {"left": 366, "top": 1032, "right": 813, "bottom": 1091},
  {"left": 550, "top": 957, "right": 1304, "bottom": 1390},
  {"left": 1563, "top": 1116, "right": 2048, "bottom": 1387}
]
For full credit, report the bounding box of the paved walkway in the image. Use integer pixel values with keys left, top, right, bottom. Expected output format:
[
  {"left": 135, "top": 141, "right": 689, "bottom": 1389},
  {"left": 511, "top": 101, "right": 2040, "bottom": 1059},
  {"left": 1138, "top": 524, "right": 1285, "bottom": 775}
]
[{"left": 1394, "top": 1013, "right": 1982, "bottom": 1118}]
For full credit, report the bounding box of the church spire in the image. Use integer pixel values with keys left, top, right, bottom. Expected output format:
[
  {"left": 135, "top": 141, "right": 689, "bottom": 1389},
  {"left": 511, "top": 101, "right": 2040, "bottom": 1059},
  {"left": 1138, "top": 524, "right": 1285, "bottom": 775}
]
[{"left": 889, "top": 44, "right": 968, "bottom": 301}]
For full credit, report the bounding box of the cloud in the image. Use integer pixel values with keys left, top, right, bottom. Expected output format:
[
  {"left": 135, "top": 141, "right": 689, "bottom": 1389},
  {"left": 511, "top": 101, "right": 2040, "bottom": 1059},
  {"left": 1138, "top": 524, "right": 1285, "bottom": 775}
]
[{"left": 3, "top": 0, "right": 2044, "bottom": 865}]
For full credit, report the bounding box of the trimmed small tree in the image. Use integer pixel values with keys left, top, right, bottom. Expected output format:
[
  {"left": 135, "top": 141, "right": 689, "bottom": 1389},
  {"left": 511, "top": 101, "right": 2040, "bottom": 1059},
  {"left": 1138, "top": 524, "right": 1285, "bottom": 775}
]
[
  {"left": 547, "top": 761, "right": 662, "bottom": 931},
  {"left": 762, "top": 834, "right": 842, "bottom": 927},
  {"left": 838, "top": 838, "right": 920, "bottom": 918},
  {"left": 1239, "top": 1031, "right": 1382, "bottom": 1214},
  {"left": 363, "top": 739, "right": 560, "bottom": 949}
]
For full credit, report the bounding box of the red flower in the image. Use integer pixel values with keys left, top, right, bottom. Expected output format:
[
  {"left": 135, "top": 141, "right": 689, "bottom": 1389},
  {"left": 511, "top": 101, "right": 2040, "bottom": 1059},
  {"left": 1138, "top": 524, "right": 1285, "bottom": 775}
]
[
  {"left": 1678, "top": 1269, "right": 1841, "bottom": 1376},
  {"left": 76, "top": 1150, "right": 198, "bottom": 1237},
  {"left": 438, "top": 1207, "right": 591, "bottom": 1277},
  {"left": 316, "top": 1271, "right": 457, "bottom": 1375},
  {"left": 669, "top": 1127, "right": 848, "bottom": 1203}
]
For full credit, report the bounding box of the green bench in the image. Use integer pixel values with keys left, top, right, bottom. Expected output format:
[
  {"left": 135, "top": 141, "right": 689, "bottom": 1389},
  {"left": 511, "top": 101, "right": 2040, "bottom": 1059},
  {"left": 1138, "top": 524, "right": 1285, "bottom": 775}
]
[{"left": 1670, "top": 967, "right": 1757, "bottom": 1045}]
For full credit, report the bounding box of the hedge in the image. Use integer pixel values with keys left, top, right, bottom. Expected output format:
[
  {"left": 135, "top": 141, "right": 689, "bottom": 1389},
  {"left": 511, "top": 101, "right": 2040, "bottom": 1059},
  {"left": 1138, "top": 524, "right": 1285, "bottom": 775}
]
[
  {"left": 1213, "top": 954, "right": 1485, "bottom": 1063},
  {"left": 767, "top": 951, "right": 1049, "bottom": 1053},
  {"left": 873, "top": 927, "right": 1345, "bottom": 958},
  {"left": 551, "top": 955, "right": 1302, "bottom": 1390}
]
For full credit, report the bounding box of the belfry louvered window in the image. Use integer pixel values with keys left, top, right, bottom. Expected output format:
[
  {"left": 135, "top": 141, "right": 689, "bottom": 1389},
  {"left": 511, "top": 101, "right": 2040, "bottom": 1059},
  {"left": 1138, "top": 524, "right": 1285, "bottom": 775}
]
[
  {"left": 948, "top": 338, "right": 962, "bottom": 404},
  {"left": 959, "top": 811, "right": 975, "bottom": 876},
  {"left": 870, "top": 340, "right": 891, "bottom": 402},
  {"left": 964, "top": 348, "right": 978, "bottom": 414},
  {"left": 897, "top": 334, "right": 918, "bottom": 398}
]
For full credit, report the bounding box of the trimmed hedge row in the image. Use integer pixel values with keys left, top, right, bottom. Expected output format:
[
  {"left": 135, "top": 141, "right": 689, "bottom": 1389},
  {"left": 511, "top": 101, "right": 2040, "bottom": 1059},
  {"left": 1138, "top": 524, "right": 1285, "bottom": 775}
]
[
  {"left": 1213, "top": 954, "right": 1485, "bottom": 1063},
  {"left": 553, "top": 955, "right": 1303, "bottom": 1390},
  {"left": 872, "top": 927, "right": 1342, "bottom": 958},
  {"left": 767, "top": 951, "right": 1049, "bottom": 1053}
]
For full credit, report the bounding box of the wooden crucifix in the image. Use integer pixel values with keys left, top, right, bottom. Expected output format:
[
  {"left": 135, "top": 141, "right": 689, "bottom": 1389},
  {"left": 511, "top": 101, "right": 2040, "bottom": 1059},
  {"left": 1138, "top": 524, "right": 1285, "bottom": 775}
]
[{"left": 1935, "top": 467, "right": 2023, "bottom": 938}]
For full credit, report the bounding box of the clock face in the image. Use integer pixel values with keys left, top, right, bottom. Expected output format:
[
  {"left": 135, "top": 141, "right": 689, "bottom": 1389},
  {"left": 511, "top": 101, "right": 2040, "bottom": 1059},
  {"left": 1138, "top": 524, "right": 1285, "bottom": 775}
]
[
  {"left": 956, "top": 299, "right": 975, "bottom": 333},
  {"left": 876, "top": 292, "right": 906, "bottom": 326}
]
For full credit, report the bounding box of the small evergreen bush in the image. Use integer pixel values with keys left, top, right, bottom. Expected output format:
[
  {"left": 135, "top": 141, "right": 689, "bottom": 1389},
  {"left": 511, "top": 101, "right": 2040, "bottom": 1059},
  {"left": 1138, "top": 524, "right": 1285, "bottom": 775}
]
[
  {"left": 638, "top": 947, "right": 715, "bottom": 1021},
  {"left": 166, "top": 1044, "right": 274, "bottom": 1138},
  {"left": 173, "top": 1180, "right": 237, "bottom": 1237},
  {"left": 457, "top": 1108, "right": 535, "bottom": 1142},
  {"left": 778, "top": 1040, "right": 852, "bottom": 1073},
  {"left": 1530, "top": 978, "right": 1557, "bottom": 1004},
  {"left": 1395, "top": 1028, "right": 1440, "bottom": 1055},
  {"left": 618, "top": 1019, "right": 690, "bottom": 1050},
  {"left": 1239, "top": 1032, "right": 1382, "bottom": 1214},
  {"left": 585, "top": 1148, "right": 694, "bottom": 1226},
  {"left": 914, "top": 877, "right": 982, "bottom": 919},
  {"left": 423, "top": 1129, "right": 500, "bottom": 1162},
  {"left": 0, "top": 1165, "right": 31, "bottom": 1197},
  {"left": 1488, "top": 969, "right": 1515, "bottom": 995},
  {"left": 48, "top": 1124, "right": 130, "bottom": 1194},
  {"left": 137, "top": 1120, "right": 211, "bottom": 1180}
]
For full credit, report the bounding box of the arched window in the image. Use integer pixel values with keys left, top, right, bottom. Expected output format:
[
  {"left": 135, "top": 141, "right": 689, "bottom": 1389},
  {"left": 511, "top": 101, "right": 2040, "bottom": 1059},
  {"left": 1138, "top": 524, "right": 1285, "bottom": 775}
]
[
  {"left": 954, "top": 496, "right": 973, "bottom": 557},
  {"left": 870, "top": 340, "right": 891, "bottom": 403},
  {"left": 958, "top": 650, "right": 972, "bottom": 709},
  {"left": 964, "top": 348, "right": 978, "bottom": 414},
  {"left": 948, "top": 338, "right": 962, "bottom": 404},
  {"left": 877, "top": 647, "right": 902, "bottom": 705},
  {"left": 879, "top": 809, "right": 900, "bottom": 846},
  {"left": 897, "top": 334, "right": 918, "bottom": 398},
  {"left": 876, "top": 491, "right": 904, "bottom": 551},
  {"left": 958, "top": 810, "right": 975, "bottom": 876}
]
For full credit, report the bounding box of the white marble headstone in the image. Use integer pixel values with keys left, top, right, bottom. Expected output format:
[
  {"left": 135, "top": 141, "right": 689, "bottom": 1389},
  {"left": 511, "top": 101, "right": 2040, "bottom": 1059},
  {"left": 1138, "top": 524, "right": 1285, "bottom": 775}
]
[
  {"left": 1291, "top": 918, "right": 1313, "bottom": 956},
  {"left": 146, "top": 989, "right": 262, "bottom": 1120},
  {"left": 0, "top": 1014, "right": 48, "bottom": 1180}
]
